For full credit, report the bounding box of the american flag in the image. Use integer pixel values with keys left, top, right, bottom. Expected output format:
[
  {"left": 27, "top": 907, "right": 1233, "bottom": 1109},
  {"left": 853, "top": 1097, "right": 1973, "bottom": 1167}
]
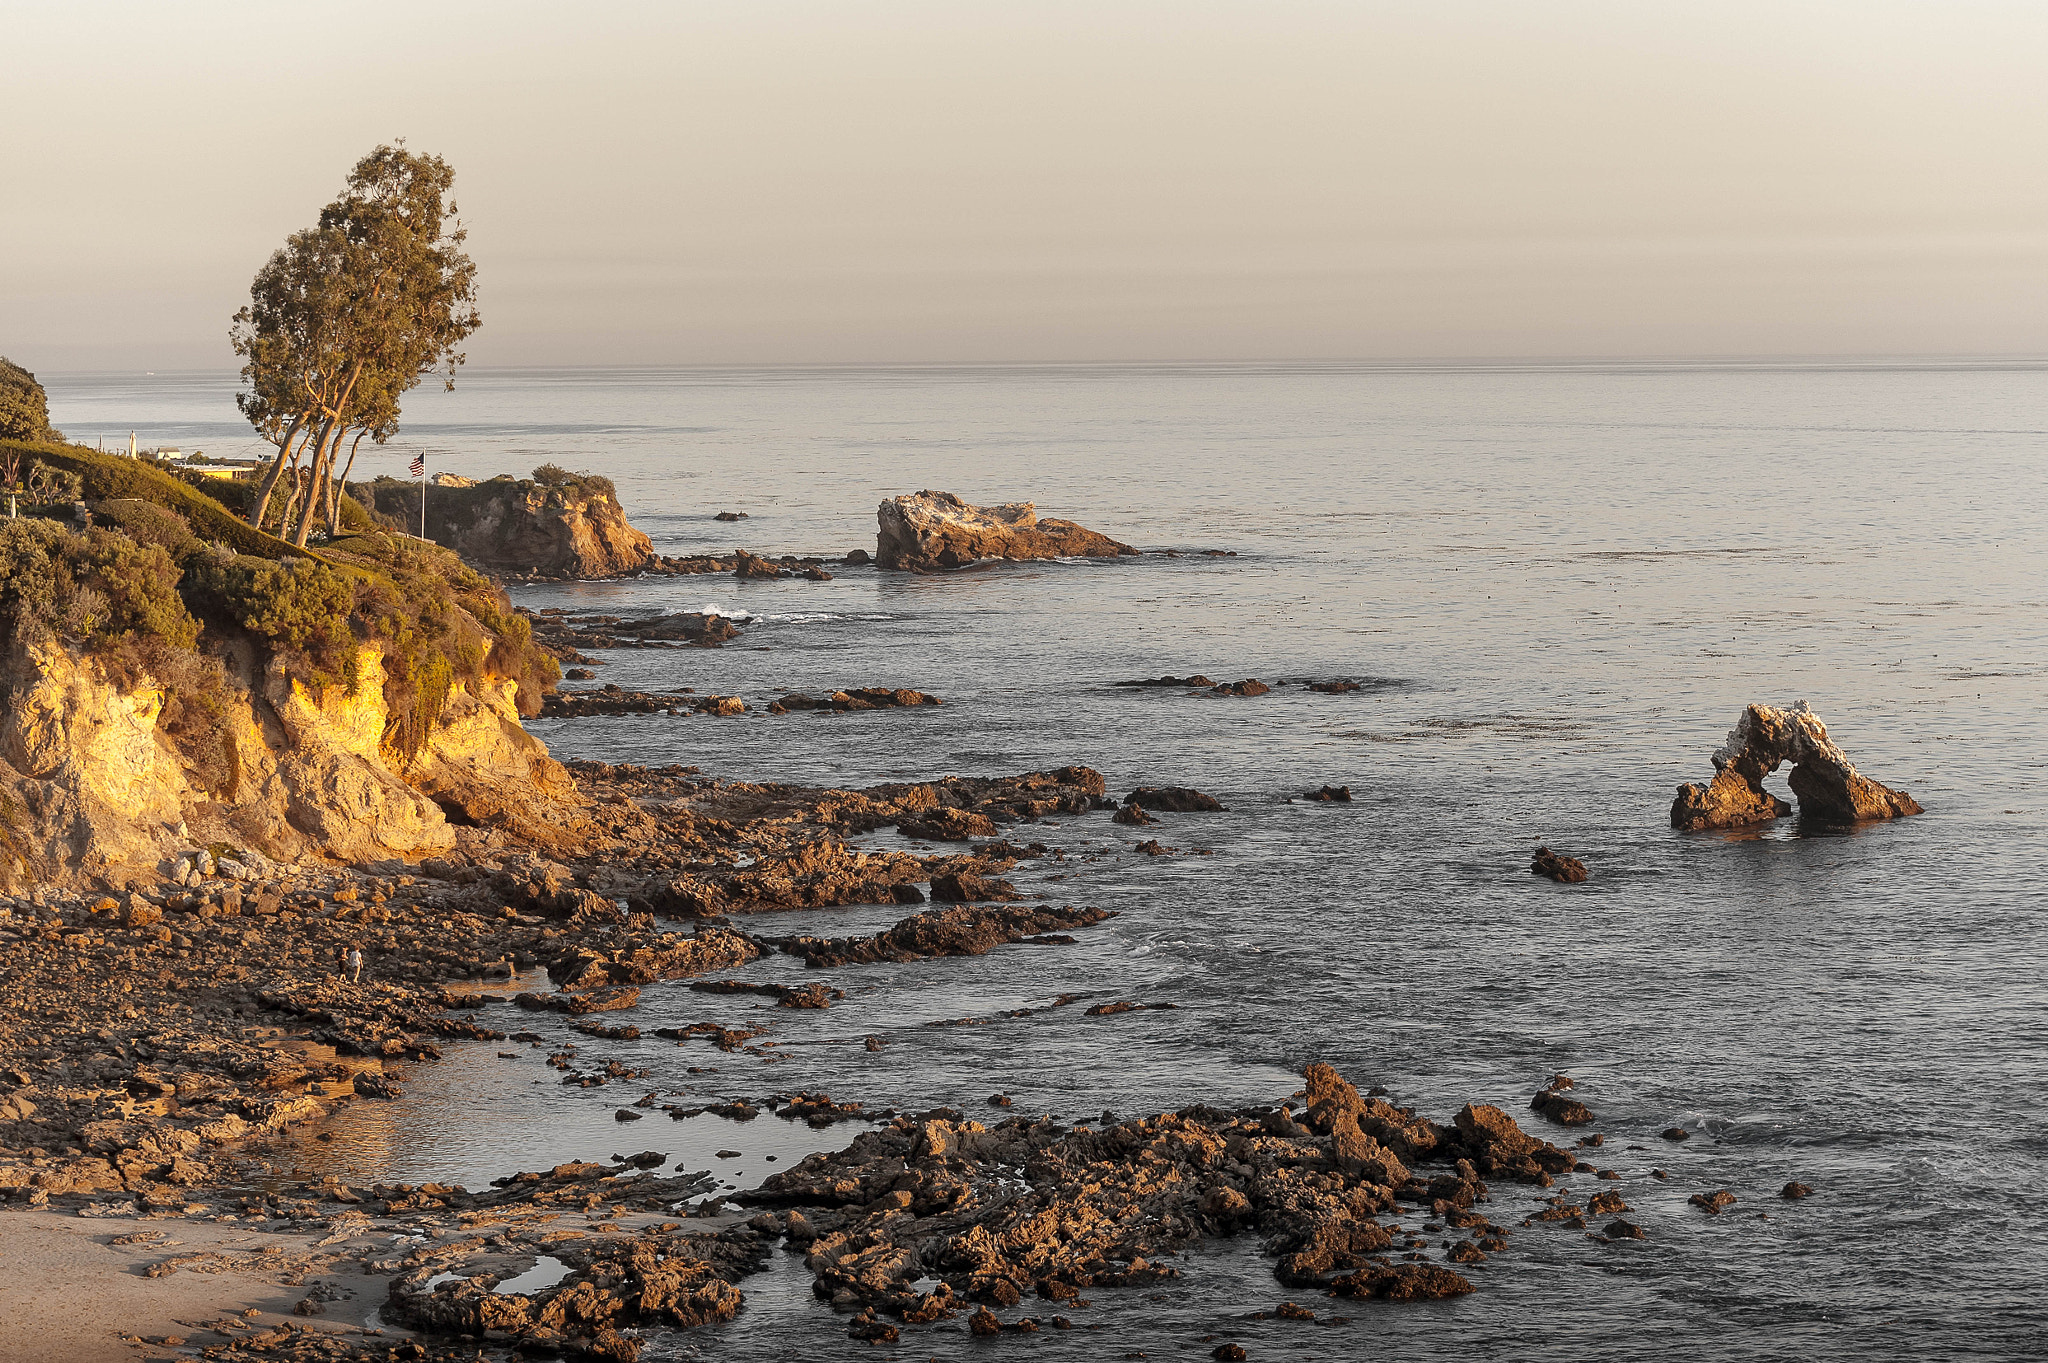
[{"left": 409, "top": 452, "right": 426, "bottom": 478}]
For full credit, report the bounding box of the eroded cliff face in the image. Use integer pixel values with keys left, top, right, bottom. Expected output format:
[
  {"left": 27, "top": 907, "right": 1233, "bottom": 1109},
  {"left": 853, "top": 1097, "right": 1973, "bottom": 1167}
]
[
  {"left": 368, "top": 478, "right": 653, "bottom": 579},
  {"left": 0, "top": 640, "right": 585, "bottom": 890}
]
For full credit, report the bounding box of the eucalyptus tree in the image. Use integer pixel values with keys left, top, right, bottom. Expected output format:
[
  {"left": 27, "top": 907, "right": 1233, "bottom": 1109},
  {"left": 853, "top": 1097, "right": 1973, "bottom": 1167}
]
[
  {"left": 230, "top": 144, "right": 479, "bottom": 544},
  {"left": 233, "top": 225, "right": 353, "bottom": 532}
]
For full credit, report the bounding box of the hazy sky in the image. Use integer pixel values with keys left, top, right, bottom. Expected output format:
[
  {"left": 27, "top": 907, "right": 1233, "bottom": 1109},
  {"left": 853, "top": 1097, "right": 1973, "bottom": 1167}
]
[{"left": 5, "top": 0, "right": 2045, "bottom": 368}]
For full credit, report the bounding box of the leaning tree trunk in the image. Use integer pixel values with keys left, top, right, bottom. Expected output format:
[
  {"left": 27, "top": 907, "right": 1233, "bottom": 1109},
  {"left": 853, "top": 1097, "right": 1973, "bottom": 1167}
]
[
  {"left": 325, "top": 428, "right": 368, "bottom": 538},
  {"left": 290, "top": 418, "right": 338, "bottom": 547},
  {"left": 277, "top": 468, "right": 304, "bottom": 538},
  {"left": 270, "top": 428, "right": 315, "bottom": 535},
  {"left": 294, "top": 364, "right": 365, "bottom": 548},
  {"left": 247, "top": 412, "right": 308, "bottom": 532}
]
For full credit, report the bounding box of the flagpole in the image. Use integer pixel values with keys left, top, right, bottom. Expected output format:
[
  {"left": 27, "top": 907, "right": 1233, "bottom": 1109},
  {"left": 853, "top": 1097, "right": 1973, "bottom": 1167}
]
[{"left": 419, "top": 455, "right": 427, "bottom": 537}]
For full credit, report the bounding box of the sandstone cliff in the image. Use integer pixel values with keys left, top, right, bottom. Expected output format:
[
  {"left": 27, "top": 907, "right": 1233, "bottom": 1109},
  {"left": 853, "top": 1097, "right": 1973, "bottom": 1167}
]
[
  {"left": 363, "top": 468, "right": 652, "bottom": 579},
  {"left": 0, "top": 638, "right": 583, "bottom": 891},
  {"left": 875, "top": 490, "right": 1137, "bottom": 572}
]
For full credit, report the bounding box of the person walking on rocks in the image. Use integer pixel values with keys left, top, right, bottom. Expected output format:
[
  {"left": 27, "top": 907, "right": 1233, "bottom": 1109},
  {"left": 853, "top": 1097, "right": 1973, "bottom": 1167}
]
[{"left": 345, "top": 945, "right": 364, "bottom": 984}]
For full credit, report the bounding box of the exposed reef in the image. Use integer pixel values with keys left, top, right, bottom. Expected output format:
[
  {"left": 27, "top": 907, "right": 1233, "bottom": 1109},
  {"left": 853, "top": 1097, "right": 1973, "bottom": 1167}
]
[
  {"left": 540, "top": 686, "right": 745, "bottom": 719},
  {"left": 523, "top": 609, "right": 742, "bottom": 656},
  {"left": 732, "top": 1059, "right": 1601, "bottom": 1329},
  {"left": 767, "top": 688, "right": 940, "bottom": 715},
  {"left": 1530, "top": 847, "right": 1588, "bottom": 882}
]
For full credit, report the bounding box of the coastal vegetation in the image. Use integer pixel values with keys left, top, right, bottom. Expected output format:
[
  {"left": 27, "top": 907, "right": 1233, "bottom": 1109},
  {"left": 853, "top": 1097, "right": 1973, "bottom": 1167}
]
[
  {"left": 230, "top": 143, "right": 480, "bottom": 547},
  {"left": 0, "top": 438, "right": 557, "bottom": 775},
  {"left": 0, "top": 357, "right": 57, "bottom": 444}
]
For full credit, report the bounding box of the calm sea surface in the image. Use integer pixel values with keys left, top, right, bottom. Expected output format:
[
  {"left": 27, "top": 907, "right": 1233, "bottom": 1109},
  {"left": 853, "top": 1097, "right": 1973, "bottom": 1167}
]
[{"left": 46, "top": 362, "right": 2048, "bottom": 1359}]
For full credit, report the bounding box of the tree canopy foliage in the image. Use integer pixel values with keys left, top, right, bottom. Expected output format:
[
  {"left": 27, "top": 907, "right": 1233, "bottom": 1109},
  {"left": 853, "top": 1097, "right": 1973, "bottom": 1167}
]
[
  {"left": 0, "top": 358, "right": 55, "bottom": 444},
  {"left": 230, "top": 144, "right": 480, "bottom": 547}
]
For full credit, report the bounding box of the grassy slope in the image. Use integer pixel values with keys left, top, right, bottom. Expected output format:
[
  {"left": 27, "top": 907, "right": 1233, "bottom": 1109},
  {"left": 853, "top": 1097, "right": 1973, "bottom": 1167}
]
[
  {"left": 6, "top": 440, "right": 323, "bottom": 561},
  {"left": 2, "top": 438, "right": 555, "bottom": 710}
]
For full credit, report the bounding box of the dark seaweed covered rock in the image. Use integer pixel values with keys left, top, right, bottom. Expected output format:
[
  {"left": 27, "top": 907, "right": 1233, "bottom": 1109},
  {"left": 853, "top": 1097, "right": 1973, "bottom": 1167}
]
[
  {"left": 1124, "top": 787, "right": 1225, "bottom": 813},
  {"left": 1530, "top": 847, "right": 1587, "bottom": 882}
]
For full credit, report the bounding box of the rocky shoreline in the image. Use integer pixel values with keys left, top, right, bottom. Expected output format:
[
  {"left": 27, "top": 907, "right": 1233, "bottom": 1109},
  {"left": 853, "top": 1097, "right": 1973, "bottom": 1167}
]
[
  {"left": 0, "top": 747, "right": 1827, "bottom": 1360},
  {"left": 0, "top": 456, "right": 1870, "bottom": 1359}
]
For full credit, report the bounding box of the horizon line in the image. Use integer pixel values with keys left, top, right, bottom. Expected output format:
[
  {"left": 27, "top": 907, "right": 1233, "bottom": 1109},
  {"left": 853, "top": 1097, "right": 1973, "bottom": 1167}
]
[{"left": 32, "top": 351, "right": 2048, "bottom": 379}]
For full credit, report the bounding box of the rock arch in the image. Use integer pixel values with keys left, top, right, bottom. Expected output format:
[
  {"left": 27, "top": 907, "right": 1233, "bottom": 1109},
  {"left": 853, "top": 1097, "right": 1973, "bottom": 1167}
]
[{"left": 1670, "top": 702, "right": 1923, "bottom": 831}]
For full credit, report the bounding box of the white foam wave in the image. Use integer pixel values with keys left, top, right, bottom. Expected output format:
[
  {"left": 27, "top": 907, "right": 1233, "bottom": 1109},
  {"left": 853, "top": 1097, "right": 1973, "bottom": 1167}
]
[{"left": 684, "top": 604, "right": 897, "bottom": 626}]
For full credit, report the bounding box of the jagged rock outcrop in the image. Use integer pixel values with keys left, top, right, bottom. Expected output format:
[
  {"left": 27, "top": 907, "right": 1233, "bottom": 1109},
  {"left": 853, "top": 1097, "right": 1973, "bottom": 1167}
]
[
  {"left": 1670, "top": 702, "right": 1923, "bottom": 831},
  {"left": 1530, "top": 847, "right": 1587, "bottom": 882},
  {"left": 875, "top": 490, "right": 1136, "bottom": 572},
  {"left": 366, "top": 472, "right": 653, "bottom": 578},
  {"left": 0, "top": 639, "right": 583, "bottom": 889}
]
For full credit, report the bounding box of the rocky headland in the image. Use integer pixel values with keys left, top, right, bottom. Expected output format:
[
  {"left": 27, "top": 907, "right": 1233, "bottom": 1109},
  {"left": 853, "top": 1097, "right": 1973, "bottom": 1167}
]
[{"left": 361, "top": 468, "right": 653, "bottom": 581}]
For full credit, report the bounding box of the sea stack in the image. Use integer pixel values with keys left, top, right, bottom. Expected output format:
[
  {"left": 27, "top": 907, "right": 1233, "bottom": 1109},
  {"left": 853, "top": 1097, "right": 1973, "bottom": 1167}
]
[
  {"left": 875, "top": 489, "right": 1136, "bottom": 571},
  {"left": 1670, "top": 702, "right": 1923, "bottom": 830}
]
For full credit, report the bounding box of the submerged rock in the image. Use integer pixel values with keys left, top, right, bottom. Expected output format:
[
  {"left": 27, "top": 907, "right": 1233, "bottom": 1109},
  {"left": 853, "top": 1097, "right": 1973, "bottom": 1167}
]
[
  {"left": 875, "top": 490, "right": 1137, "bottom": 572},
  {"left": 1670, "top": 702, "right": 1923, "bottom": 830},
  {"left": 769, "top": 903, "right": 1110, "bottom": 967},
  {"left": 1529, "top": 1087, "right": 1594, "bottom": 1125},
  {"left": 1124, "top": 787, "right": 1226, "bottom": 813}
]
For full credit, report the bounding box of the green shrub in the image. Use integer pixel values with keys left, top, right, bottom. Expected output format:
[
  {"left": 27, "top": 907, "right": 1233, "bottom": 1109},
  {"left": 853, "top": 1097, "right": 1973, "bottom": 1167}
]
[
  {"left": 529, "top": 463, "right": 615, "bottom": 501},
  {"left": 183, "top": 552, "right": 356, "bottom": 686},
  {"left": 0, "top": 519, "right": 197, "bottom": 661},
  {"left": 94, "top": 498, "right": 202, "bottom": 560},
  {"left": 151, "top": 645, "right": 239, "bottom": 799},
  {"left": 0, "top": 519, "right": 234, "bottom": 791},
  {"left": 25, "top": 460, "right": 81, "bottom": 503},
  {"left": 0, "top": 359, "right": 52, "bottom": 443}
]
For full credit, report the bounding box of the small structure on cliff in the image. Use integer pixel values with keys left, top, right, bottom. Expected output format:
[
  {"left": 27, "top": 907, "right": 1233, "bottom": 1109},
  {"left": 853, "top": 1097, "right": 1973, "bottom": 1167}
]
[
  {"left": 875, "top": 490, "right": 1136, "bottom": 572},
  {"left": 1670, "top": 702, "right": 1923, "bottom": 830}
]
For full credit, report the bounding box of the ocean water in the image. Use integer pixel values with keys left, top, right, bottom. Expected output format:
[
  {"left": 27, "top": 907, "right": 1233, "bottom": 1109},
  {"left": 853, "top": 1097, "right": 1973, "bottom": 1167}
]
[{"left": 45, "top": 362, "right": 2048, "bottom": 1359}]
